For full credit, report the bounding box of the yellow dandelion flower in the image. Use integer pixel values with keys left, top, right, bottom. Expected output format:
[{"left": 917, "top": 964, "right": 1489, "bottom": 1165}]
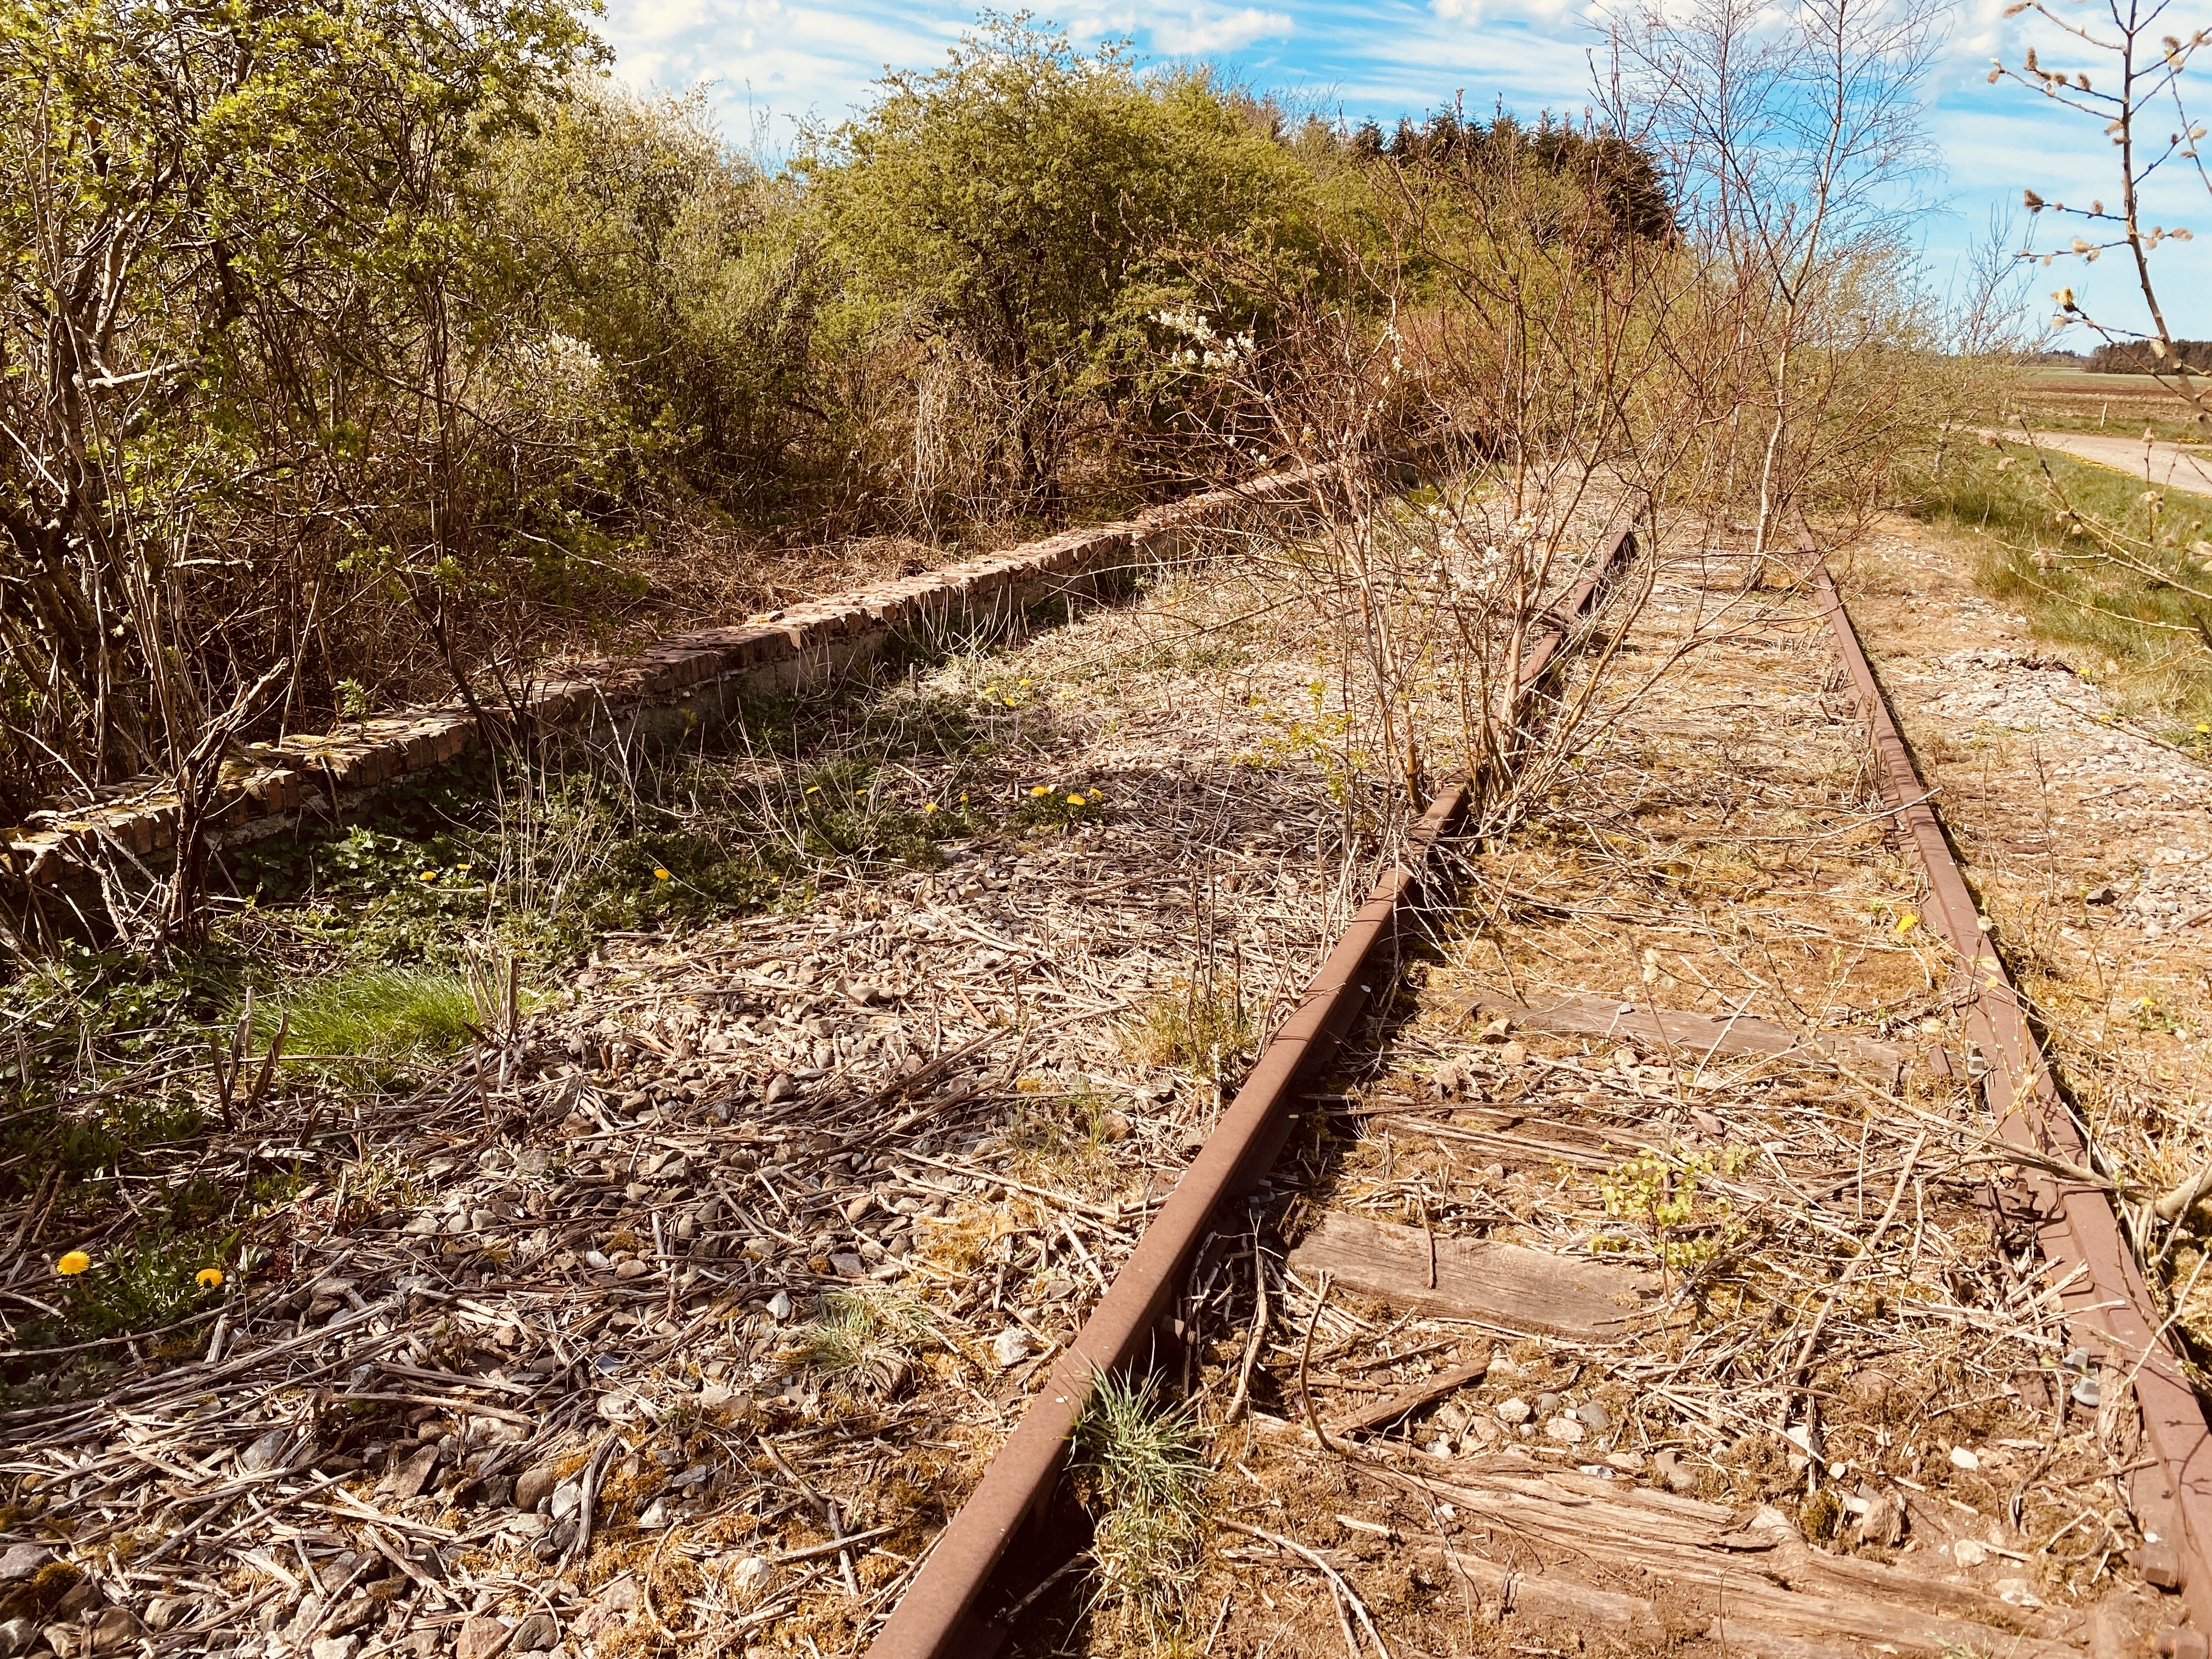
[
  {"left": 56, "top": 1250, "right": 89, "bottom": 1276},
  {"left": 1066, "top": 794, "right": 1086, "bottom": 806},
  {"left": 196, "top": 1267, "right": 224, "bottom": 1289},
  {"left": 419, "top": 870, "right": 437, "bottom": 882},
  {"left": 2198, "top": 724, "right": 2209, "bottom": 733},
  {"left": 653, "top": 868, "right": 672, "bottom": 881},
  {"left": 1897, "top": 912, "right": 1918, "bottom": 934},
  {"left": 1030, "top": 785, "right": 1051, "bottom": 797},
  {"left": 923, "top": 802, "right": 939, "bottom": 813}
]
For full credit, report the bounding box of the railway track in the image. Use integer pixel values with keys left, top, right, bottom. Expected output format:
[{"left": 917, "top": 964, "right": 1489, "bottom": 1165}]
[
  {"left": 868, "top": 522, "right": 2212, "bottom": 1657},
  {"left": 7, "top": 496, "right": 2211, "bottom": 1659}
]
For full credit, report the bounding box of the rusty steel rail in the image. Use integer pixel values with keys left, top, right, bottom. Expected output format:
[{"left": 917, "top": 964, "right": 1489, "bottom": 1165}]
[
  {"left": 1805, "top": 533, "right": 2212, "bottom": 1654},
  {"left": 864, "top": 523, "right": 1640, "bottom": 1658}
]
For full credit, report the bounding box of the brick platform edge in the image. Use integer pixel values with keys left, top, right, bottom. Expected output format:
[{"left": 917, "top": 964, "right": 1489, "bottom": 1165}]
[{"left": 0, "top": 461, "right": 1347, "bottom": 904}]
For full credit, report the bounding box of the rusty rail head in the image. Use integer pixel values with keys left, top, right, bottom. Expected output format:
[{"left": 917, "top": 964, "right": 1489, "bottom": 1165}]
[
  {"left": 864, "top": 523, "right": 1638, "bottom": 1659},
  {"left": 1801, "top": 527, "right": 2212, "bottom": 1651}
]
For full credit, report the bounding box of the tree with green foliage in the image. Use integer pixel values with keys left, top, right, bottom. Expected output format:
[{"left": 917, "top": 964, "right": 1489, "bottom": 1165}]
[
  {"left": 0, "top": 0, "right": 600, "bottom": 940},
  {"left": 489, "top": 84, "right": 826, "bottom": 504},
  {"left": 802, "top": 15, "right": 1315, "bottom": 515}
]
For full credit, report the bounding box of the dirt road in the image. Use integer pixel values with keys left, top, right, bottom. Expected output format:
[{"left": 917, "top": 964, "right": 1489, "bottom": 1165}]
[{"left": 2007, "top": 427, "right": 2212, "bottom": 495}]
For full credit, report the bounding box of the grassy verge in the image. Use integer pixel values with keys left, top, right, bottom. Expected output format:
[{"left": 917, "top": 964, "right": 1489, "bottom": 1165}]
[{"left": 1912, "top": 438, "right": 2212, "bottom": 735}]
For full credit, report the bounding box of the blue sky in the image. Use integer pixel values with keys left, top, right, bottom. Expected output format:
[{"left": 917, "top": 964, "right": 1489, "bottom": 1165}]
[{"left": 592, "top": 0, "right": 2212, "bottom": 341}]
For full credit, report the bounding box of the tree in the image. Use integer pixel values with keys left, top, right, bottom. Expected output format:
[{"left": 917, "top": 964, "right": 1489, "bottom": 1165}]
[
  {"left": 801, "top": 15, "right": 1310, "bottom": 515},
  {"left": 490, "top": 83, "right": 826, "bottom": 503},
  {"left": 1985, "top": 0, "right": 2212, "bottom": 648},
  {"left": 1605, "top": 0, "right": 1942, "bottom": 560},
  {"left": 0, "top": 0, "right": 598, "bottom": 944},
  {"left": 1992, "top": 0, "right": 2208, "bottom": 404}
]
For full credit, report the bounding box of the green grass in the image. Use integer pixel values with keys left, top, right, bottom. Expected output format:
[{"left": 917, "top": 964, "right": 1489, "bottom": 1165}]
[
  {"left": 267, "top": 966, "right": 478, "bottom": 1062},
  {"left": 1071, "top": 1371, "right": 1211, "bottom": 1639},
  {"left": 786, "top": 1288, "right": 934, "bottom": 1398},
  {"left": 1914, "top": 439, "right": 2212, "bottom": 736}
]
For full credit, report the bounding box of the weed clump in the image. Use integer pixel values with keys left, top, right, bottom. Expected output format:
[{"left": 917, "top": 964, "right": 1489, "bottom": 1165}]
[
  {"left": 1071, "top": 1371, "right": 1210, "bottom": 1640},
  {"left": 1127, "top": 975, "right": 1252, "bottom": 1081},
  {"left": 1595, "top": 1143, "right": 1753, "bottom": 1271},
  {"left": 24, "top": 1232, "right": 230, "bottom": 1351},
  {"left": 786, "top": 1289, "right": 934, "bottom": 1398}
]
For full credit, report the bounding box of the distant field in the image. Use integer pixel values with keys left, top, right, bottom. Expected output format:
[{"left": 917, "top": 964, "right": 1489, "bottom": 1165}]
[{"left": 2018, "top": 366, "right": 2210, "bottom": 443}]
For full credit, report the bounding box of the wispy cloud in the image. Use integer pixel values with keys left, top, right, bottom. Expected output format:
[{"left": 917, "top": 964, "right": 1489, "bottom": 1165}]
[
  {"left": 589, "top": 0, "right": 2212, "bottom": 331},
  {"left": 1151, "top": 5, "right": 1294, "bottom": 54}
]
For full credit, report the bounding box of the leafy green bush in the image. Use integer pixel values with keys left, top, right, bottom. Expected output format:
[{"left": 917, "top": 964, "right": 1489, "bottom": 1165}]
[
  {"left": 490, "top": 83, "right": 825, "bottom": 503},
  {"left": 803, "top": 18, "right": 1320, "bottom": 516}
]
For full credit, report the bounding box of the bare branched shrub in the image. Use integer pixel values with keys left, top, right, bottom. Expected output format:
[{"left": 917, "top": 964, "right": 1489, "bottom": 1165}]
[
  {"left": 1977, "top": 0, "right": 2212, "bottom": 647},
  {"left": 1604, "top": 0, "right": 1970, "bottom": 546}
]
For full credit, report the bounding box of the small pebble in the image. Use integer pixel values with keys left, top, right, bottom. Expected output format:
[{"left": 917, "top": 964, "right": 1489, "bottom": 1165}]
[
  {"left": 1949, "top": 1445, "right": 1980, "bottom": 1471},
  {"left": 511, "top": 1469, "right": 557, "bottom": 1522},
  {"left": 732, "top": 1555, "right": 776, "bottom": 1602},
  {"left": 1652, "top": 1448, "right": 1700, "bottom": 1494},
  {"left": 1496, "top": 1397, "right": 1532, "bottom": 1425}
]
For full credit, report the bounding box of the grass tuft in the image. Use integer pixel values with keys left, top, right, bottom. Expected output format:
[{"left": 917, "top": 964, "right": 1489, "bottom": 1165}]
[
  {"left": 786, "top": 1288, "right": 934, "bottom": 1398},
  {"left": 1126, "top": 976, "right": 1253, "bottom": 1081},
  {"left": 1071, "top": 1370, "right": 1210, "bottom": 1640},
  {"left": 268, "top": 967, "right": 477, "bottom": 1060}
]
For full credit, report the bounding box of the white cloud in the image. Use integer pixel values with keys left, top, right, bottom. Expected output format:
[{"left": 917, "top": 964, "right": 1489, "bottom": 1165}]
[
  {"left": 588, "top": 0, "right": 2211, "bottom": 330},
  {"left": 1429, "top": 0, "right": 1585, "bottom": 26},
  {"left": 1150, "top": 5, "right": 1295, "bottom": 53}
]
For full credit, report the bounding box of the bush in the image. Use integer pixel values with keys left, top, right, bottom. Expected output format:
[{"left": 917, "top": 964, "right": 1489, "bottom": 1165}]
[
  {"left": 490, "top": 83, "right": 826, "bottom": 505},
  {"left": 802, "top": 18, "right": 1321, "bottom": 520}
]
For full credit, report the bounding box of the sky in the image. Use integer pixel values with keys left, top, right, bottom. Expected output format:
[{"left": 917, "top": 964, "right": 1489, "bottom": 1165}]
[{"left": 591, "top": 0, "right": 2212, "bottom": 342}]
